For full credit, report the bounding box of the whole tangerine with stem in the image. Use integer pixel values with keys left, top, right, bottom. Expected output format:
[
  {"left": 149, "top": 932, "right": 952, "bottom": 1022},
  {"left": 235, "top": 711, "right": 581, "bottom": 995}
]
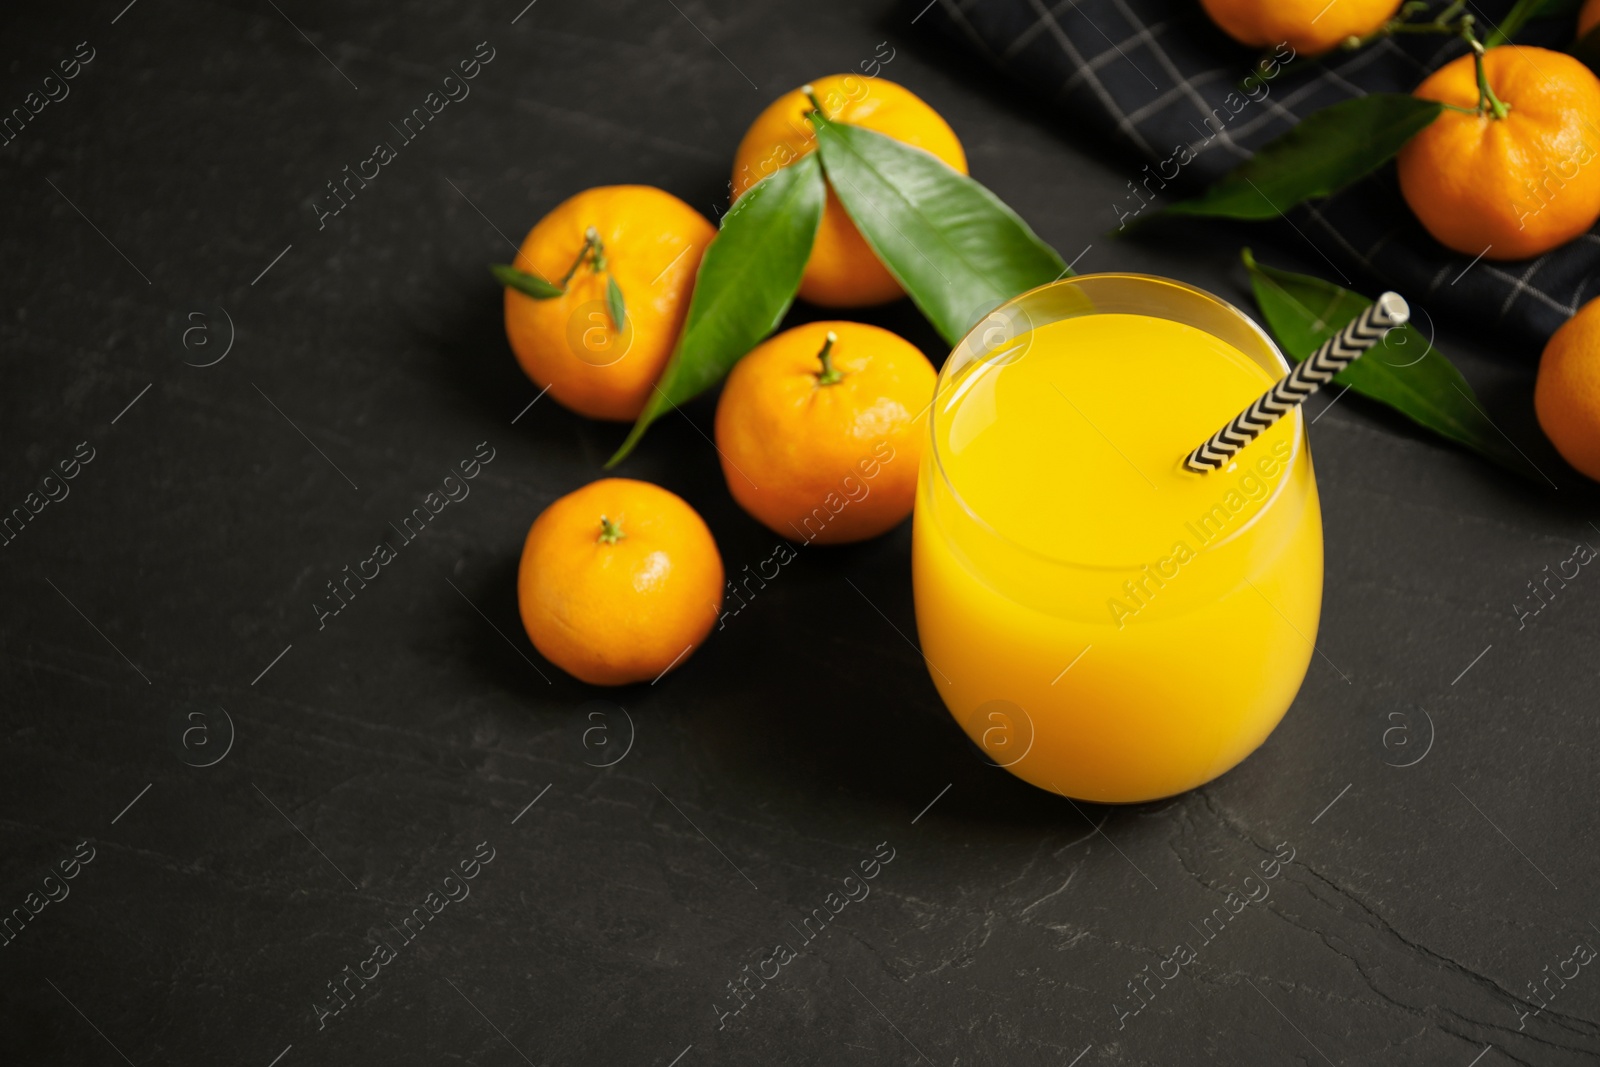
[
  {"left": 1536, "top": 294, "right": 1600, "bottom": 482},
  {"left": 502, "top": 185, "right": 715, "bottom": 421},
  {"left": 517, "top": 478, "right": 724, "bottom": 686},
  {"left": 714, "top": 320, "right": 936, "bottom": 544},
  {"left": 1199, "top": 0, "right": 1401, "bottom": 55},
  {"left": 731, "top": 75, "right": 966, "bottom": 308},
  {"left": 1398, "top": 44, "right": 1600, "bottom": 260}
]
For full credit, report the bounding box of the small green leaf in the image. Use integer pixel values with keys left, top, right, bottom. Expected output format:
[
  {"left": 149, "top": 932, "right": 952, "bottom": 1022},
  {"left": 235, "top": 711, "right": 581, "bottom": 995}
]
[
  {"left": 606, "top": 152, "right": 825, "bottom": 466},
  {"left": 1161, "top": 95, "right": 1442, "bottom": 222},
  {"left": 606, "top": 275, "right": 626, "bottom": 332},
  {"left": 811, "top": 112, "right": 1068, "bottom": 345},
  {"left": 1485, "top": 0, "right": 1581, "bottom": 47},
  {"left": 1242, "top": 249, "right": 1536, "bottom": 479},
  {"left": 491, "top": 264, "right": 564, "bottom": 299}
]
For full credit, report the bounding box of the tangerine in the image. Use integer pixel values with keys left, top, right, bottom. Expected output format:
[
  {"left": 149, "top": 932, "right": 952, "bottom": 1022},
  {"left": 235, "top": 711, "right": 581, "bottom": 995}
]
[
  {"left": 1581, "top": 0, "right": 1600, "bottom": 39},
  {"left": 503, "top": 186, "right": 714, "bottom": 421},
  {"left": 714, "top": 321, "right": 935, "bottom": 544},
  {"left": 517, "top": 478, "right": 723, "bottom": 686},
  {"left": 1398, "top": 46, "right": 1600, "bottom": 260},
  {"left": 732, "top": 75, "right": 966, "bottom": 308},
  {"left": 1199, "top": 0, "right": 1400, "bottom": 55},
  {"left": 1536, "top": 294, "right": 1600, "bottom": 481}
]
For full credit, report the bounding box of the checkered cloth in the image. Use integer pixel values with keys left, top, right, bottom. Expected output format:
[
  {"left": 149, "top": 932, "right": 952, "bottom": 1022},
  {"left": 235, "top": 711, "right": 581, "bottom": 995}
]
[{"left": 924, "top": 0, "right": 1594, "bottom": 357}]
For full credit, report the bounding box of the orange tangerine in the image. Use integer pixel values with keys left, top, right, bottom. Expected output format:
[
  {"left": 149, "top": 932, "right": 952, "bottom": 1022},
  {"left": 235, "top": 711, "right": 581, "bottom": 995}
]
[
  {"left": 1537, "top": 295, "right": 1600, "bottom": 482},
  {"left": 714, "top": 321, "right": 935, "bottom": 544},
  {"left": 503, "top": 186, "right": 714, "bottom": 421},
  {"left": 517, "top": 478, "right": 723, "bottom": 686},
  {"left": 1398, "top": 46, "right": 1600, "bottom": 260},
  {"left": 732, "top": 75, "right": 966, "bottom": 307},
  {"left": 1199, "top": 0, "right": 1401, "bottom": 55}
]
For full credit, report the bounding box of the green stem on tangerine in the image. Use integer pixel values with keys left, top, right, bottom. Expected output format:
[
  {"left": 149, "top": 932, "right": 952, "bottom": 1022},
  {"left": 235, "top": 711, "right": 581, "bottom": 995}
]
[
  {"left": 597, "top": 515, "right": 625, "bottom": 544},
  {"left": 1343, "top": 1, "right": 1469, "bottom": 49},
  {"left": 557, "top": 240, "right": 589, "bottom": 288},
  {"left": 586, "top": 226, "right": 609, "bottom": 274},
  {"left": 1361, "top": 12, "right": 1510, "bottom": 119},
  {"left": 801, "top": 83, "right": 826, "bottom": 122},
  {"left": 815, "top": 330, "right": 843, "bottom": 386},
  {"left": 1464, "top": 26, "right": 1510, "bottom": 120},
  {"left": 1345, "top": 1, "right": 1429, "bottom": 48},
  {"left": 557, "top": 227, "right": 607, "bottom": 288}
]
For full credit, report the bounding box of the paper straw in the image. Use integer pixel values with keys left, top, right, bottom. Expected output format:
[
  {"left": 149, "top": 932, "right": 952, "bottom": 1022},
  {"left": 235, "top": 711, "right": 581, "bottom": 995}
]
[{"left": 1183, "top": 292, "right": 1410, "bottom": 474}]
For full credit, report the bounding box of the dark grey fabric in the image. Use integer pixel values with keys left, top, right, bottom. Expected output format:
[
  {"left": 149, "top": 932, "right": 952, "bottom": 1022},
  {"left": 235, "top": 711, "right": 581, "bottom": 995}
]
[{"left": 925, "top": 0, "right": 1591, "bottom": 358}]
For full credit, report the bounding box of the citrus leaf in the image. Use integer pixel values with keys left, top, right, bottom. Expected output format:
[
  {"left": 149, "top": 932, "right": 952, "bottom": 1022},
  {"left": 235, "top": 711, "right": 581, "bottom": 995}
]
[
  {"left": 491, "top": 264, "right": 564, "bottom": 299},
  {"left": 606, "top": 274, "right": 626, "bottom": 331},
  {"left": 1485, "top": 0, "right": 1582, "bottom": 47},
  {"left": 606, "top": 151, "right": 825, "bottom": 466},
  {"left": 810, "top": 111, "right": 1067, "bottom": 345},
  {"left": 1161, "top": 95, "right": 1442, "bottom": 222},
  {"left": 1242, "top": 249, "right": 1536, "bottom": 479}
]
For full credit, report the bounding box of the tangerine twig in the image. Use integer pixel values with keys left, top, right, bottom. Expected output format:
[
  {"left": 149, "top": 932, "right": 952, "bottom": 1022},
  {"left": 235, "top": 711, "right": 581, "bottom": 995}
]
[
  {"left": 1462, "top": 19, "right": 1511, "bottom": 119},
  {"left": 801, "top": 83, "right": 827, "bottom": 121},
  {"left": 556, "top": 230, "right": 598, "bottom": 288},
  {"left": 815, "top": 330, "right": 843, "bottom": 385},
  {"left": 1344, "top": 0, "right": 1467, "bottom": 49}
]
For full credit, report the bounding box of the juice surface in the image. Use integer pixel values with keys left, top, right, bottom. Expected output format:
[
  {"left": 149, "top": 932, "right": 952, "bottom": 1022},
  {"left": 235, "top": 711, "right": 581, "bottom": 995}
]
[
  {"left": 938, "top": 313, "right": 1296, "bottom": 566},
  {"left": 913, "top": 309, "right": 1323, "bottom": 803}
]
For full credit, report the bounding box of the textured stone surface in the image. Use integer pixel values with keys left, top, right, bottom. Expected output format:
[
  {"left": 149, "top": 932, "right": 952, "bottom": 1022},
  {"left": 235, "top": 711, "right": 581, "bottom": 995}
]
[{"left": 2, "top": 2, "right": 1596, "bottom": 1065}]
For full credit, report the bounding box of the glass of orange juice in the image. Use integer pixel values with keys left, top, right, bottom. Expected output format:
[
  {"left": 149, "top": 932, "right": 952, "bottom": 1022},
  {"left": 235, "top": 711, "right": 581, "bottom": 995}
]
[{"left": 912, "top": 274, "right": 1322, "bottom": 803}]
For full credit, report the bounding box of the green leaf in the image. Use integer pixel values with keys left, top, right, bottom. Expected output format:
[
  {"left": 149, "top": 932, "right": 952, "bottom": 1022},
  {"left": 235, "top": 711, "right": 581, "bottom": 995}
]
[
  {"left": 1160, "top": 95, "right": 1441, "bottom": 222},
  {"left": 606, "top": 274, "right": 626, "bottom": 332},
  {"left": 810, "top": 112, "right": 1068, "bottom": 345},
  {"left": 1485, "top": 0, "right": 1581, "bottom": 47},
  {"left": 491, "top": 264, "right": 564, "bottom": 299},
  {"left": 1241, "top": 249, "right": 1537, "bottom": 479},
  {"left": 606, "top": 152, "right": 825, "bottom": 466}
]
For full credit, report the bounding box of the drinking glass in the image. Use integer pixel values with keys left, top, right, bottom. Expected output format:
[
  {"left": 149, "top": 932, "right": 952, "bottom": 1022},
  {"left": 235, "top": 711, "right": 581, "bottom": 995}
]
[{"left": 911, "top": 274, "right": 1322, "bottom": 803}]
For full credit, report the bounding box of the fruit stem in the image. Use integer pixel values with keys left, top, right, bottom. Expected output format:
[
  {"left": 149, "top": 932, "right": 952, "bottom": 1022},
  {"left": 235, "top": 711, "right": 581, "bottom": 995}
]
[
  {"left": 814, "top": 330, "right": 844, "bottom": 386},
  {"left": 558, "top": 227, "right": 606, "bottom": 288},
  {"left": 586, "top": 225, "right": 609, "bottom": 274},
  {"left": 597, "top": 514, "right": 625, "bottom": 544},
  {"left": 1344, "top": 1, "right": 1467, "bottom": 49},
  {"left": 801, "top": 83, "right": 826, "bottom": 122},
  {"left": 558, "top": 237, "right": 590, "bottom": 288},
  {"left": 1463, "top": 20, "right": 1510, "bottom": 120}
]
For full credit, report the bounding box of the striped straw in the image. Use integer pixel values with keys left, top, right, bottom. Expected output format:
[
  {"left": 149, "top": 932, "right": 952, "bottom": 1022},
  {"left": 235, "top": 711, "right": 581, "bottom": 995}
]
[{"left": 1183, "top": 292, "right": 1410, "bottom": 474}]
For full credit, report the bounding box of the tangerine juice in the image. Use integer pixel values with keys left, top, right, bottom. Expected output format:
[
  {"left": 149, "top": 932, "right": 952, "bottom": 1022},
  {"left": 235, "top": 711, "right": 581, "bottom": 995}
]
[{"left": 912, "top": 275, "right": 1322, "bottom": 803}]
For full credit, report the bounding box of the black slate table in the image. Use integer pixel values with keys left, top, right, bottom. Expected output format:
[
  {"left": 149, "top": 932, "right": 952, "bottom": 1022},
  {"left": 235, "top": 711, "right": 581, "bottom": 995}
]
[{"left": 4, "top": 2, "right": 1598, "bottom": 1064}]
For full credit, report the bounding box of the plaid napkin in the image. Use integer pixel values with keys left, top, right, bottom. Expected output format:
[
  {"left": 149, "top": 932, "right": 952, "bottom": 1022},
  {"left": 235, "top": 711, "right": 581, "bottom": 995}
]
[{"left": 923, "top": 0, "right": 1594, "bottom": 358}]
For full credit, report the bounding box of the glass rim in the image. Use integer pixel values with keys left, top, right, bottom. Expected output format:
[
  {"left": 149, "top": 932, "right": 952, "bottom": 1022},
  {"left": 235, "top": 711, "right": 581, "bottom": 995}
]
[{"left": 925, "top": 272, "right": 1308, "bottom": 572}]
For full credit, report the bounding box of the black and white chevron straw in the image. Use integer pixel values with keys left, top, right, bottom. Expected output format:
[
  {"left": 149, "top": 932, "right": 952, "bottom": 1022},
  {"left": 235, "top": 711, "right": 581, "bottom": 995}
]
[{"left": 1183, "top": 292, "right": 1410, "bottom": 474}]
